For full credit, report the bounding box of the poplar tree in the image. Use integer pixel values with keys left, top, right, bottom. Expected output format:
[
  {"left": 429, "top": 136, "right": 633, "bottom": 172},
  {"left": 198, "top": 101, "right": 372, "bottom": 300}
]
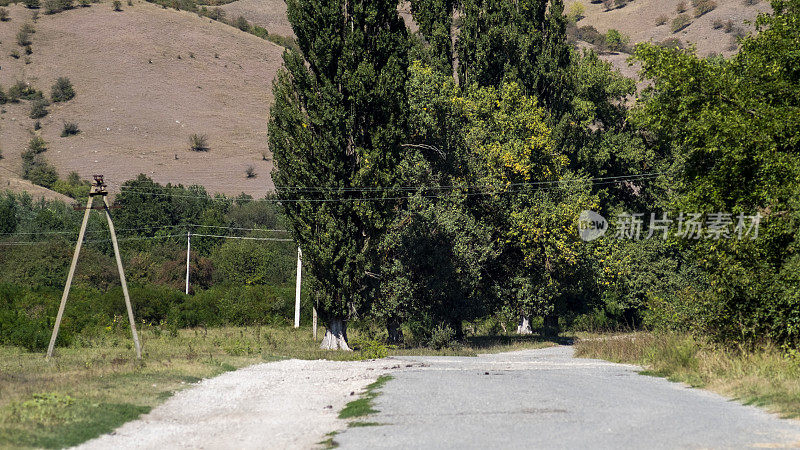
[{"left": 268, "top": 0, "right": 409, "bottom": 349}]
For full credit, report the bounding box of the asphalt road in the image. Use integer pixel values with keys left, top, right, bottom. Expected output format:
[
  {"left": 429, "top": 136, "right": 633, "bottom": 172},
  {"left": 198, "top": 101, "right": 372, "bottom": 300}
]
[{"left": 336, "top": 346, "right": 800, "bottom": 449}]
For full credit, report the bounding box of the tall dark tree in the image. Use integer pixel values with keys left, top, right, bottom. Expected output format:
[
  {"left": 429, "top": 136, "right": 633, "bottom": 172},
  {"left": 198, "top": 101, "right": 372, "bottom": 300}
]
[
  {"left": 269, "top": 0, "right": 410, "bottom": 349},
  {"left": 409, "top": 0, "right": 456, "bottom": 75},
  {"left": 456, "top": 0, "right": 573, "bottom": 115}
]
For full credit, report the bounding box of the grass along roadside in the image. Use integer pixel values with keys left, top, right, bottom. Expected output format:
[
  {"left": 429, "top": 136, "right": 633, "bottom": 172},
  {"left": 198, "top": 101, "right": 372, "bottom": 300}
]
[
  {"left": 319, "top": 374, "right": 395, "bottom": 449},
  {"left": 1, "top": 325, "right": 559, "bottom": 448},
  {"left": 575, "top": 332, "right": 800, "bottom": 418}
]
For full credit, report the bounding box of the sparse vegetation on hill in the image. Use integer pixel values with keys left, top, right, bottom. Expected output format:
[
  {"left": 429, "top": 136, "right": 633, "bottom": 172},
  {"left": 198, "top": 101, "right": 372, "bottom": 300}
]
[
  {"left": 27, "top": 136, "right": 47, "bottom": 154},
  {"left": 44, "top": 0, "right": 74, "bottom": 14},
  {"left": 671, "top": 13, "right": 692, "bottom": 32},
  {"left": 16, "top": 28, "right": 32, "bottom": 46},
  {"left": 50, "top": 77, "right": 75, "bottom": 102},
  {"left": 29, "top": 98, "right": 49, "bottom": 119},
  {"left": 692, "top": 0, "right": 717, "bottom": 16},
  {"left": 21, "top": 152, "right": 58, "bottom": 189},
  {"left": 61, "top": 121, "right": 80, "bottom": 137},
  {"left": 189, "top": 133, "right": 209, "bottom": 151}
]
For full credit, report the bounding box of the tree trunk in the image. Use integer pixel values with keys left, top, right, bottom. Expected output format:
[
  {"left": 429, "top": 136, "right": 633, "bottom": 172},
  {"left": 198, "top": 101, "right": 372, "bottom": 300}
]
[
  {"left": 542, "top": 313, "right": 560, "bottom": 337},
  {"left": 320, "top": 319, "right": 351, "bottom": 350},
  {"left": 516, "top": 315, "right": 533, "bottom": 335},
  {"left": 387, "top": 318, "right": 404, "bottom": 345}
]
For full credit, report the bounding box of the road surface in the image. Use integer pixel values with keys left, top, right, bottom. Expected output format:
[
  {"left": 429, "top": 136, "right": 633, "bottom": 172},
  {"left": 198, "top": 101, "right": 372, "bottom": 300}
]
[{"left": 336, "top": 346, "right": 800, "bottom": 449}]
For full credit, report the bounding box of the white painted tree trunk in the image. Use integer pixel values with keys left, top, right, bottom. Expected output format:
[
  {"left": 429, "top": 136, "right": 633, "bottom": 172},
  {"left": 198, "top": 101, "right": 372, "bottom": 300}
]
[
  {"left": 516, "top": 315, "right": 533, "bottom": 335},
  {"left": 319, "top": 319, "right": 351, "bottom": 351}
]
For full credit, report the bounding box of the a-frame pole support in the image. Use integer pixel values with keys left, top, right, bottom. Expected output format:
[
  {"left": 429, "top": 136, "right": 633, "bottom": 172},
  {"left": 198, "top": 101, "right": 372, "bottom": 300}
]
[
  {"left": 103, "top": 196, "right": 142, "bottom": 359},
  {"left": 46, "top": 175, "right": 142, "bottom": 359},
  {"left": 46, "top": 195, "right": 92, "bottom": 359}
]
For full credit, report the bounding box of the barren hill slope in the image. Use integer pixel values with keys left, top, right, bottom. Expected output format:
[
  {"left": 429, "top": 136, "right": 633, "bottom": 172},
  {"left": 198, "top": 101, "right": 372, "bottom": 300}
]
[
  {"left": 0, "top": 1, "right": 284, "bottom": 197},
  {"left": 566, "top": 0, "right": 770, "bottom": 56}
]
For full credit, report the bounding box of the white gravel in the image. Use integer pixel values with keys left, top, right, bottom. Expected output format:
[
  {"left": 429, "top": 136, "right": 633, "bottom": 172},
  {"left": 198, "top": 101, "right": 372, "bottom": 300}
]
[{"left": 75, "top": 358, "right": 396, "bottom": 450}]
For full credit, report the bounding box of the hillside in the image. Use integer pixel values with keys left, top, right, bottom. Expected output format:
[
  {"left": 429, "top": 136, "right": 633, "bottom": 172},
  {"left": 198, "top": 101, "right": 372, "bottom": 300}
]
[
  {"left": 0, "top": 0, "right": 771, "bottom": 201},
  {"left": 0, "top": 1, "right": 284, "bottom": 198},
  {"left": 565, "top": 0, "right": 769, "bottom": 78}
]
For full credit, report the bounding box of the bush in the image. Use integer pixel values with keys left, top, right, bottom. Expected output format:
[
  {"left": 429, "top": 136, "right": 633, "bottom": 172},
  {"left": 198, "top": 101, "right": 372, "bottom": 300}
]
[
  {"left": 50, "top": 77, "right": 75, "bottom": 102},
  {"left": 693, "top": 0, "right": 716, "bottom": 17},
  {"left": 712, "top": 18, "right": 724, "bottom": 29},
  {"left": 24, "top": 0, "right": 39, "bottom": 8},
  {"left": 16, "top": 29, "right": 31, "bottom": 46},
  {"left": 0, "top": 86, "right": 6, "bottom": 105},
  {"left": 61, "top": 121, "right": 80, "bottom": 137},
  {"left": 189, "top": 133, "right": 209, "bottom": 151},
  {"left": 112, "top": 0, "right": 121, "bottom": 10},
  {"left": 605, "top": 28, "right": 629, "bottom": 52},
  {"left": 656, "top": 15, "right": 667, "bottom": 26},
  {"left": 0, "top": 7, "right": 9, "bottom": 20},
  {"left": 671, "top": 14, "right": 692, "bottom": 33},
  {"left": 10, "top": 50, "right": 19, "bottom": 59},
  {"left": 211, "top": 239, "right": 294, "bottom": 287},
  {"left": 574, "top": 25, "right": 605, "bottom": 47},
  {"left": 566, "top": 2, "right": 584, "bottom": 23},
  {"left": 428, "top": 323, "right": 457, "bottom": 349},
  {"left": 233, "top": 15, "right": 249, "bottom": 31},
  {"left": 7, "top": 81, "right": 36, "bottom": 102},
  {"left": 245, "top": 165, "right": 256, "bottom": 178},
  {"left": 659, "top": 37, "right": 685, "bottom": 50},
  {"left": 21, "top": 151, "right": 58, "bottom": 188},
  {"left": 29, "top": 98, "right": 49, "bottom": 119},
  {"left": 676, "top": 0, "right": 687, "bottom": 12},
  {"left": 52, "top": 172, "right": 90, "bottom": 198},
  {"left": 79, "top": 0, "right": 90, "bottom": 6},
  {"left": 28, "top": 136, "right": 47, "bottom": 154}
]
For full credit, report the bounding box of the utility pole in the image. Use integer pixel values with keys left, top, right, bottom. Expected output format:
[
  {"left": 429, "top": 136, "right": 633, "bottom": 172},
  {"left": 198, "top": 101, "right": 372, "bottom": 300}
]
[
  {"left": 185, "top": 231, "right": 191, "bottom": 295},
  {"left": 294, "top": 247, "right": 302, "bottom": 328},
  {"left": 48, "top": 175, "right": 142, "bottom": 359}
]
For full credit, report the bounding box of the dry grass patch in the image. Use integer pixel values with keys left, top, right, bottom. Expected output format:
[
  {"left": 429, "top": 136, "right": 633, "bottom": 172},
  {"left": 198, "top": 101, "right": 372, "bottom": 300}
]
[{"left": 575, "top": 332, "right": 800, "bottom": 418}]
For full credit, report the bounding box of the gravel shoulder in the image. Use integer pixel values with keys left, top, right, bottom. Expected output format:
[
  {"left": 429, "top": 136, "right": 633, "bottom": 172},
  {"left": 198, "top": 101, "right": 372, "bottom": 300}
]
[{"left": 75, "top": 358, "right": 393, "bottom": 450}]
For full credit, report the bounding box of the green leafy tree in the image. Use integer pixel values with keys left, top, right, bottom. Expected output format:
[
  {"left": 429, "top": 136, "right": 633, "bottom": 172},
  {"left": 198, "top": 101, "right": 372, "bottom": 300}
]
[
  {"left": 269, "top": 0, "right": 410, "bottom": 349},
  {"left": 630, "top": 0, "right": 800, "bottom": 345}
]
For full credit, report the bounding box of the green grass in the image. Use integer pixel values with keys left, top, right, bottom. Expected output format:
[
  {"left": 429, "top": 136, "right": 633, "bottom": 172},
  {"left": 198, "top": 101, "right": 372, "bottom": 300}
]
[
  {"left": 339, "top": 375, "right": 393, "bottom": 419},
  {"left": 0, "top": 325, "right": 559, "bottom": 448},
  {"left": 318, "top": 431, "right": 340, "bottom": 449},
  {"left": 575, "top": 332, "right": 800, "bottom": 418}
]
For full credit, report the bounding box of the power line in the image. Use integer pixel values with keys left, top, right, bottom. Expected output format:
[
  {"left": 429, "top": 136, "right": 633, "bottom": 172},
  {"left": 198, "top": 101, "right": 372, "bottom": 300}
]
[
  {"left": 0, "top": 233, "right": 294, "bottom": 246},
  {"left": 0, "top": 224, "right": 289, "bottom": 237}
]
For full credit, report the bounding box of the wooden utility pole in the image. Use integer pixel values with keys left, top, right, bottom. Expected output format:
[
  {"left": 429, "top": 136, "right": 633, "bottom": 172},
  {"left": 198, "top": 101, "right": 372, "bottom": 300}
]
[{"left": 47, "top": 175, "right": 142, "bottom": 359}]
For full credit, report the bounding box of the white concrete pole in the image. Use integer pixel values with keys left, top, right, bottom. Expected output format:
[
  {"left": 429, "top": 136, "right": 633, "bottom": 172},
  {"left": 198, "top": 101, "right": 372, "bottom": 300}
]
[
  {"left": 294, "top": 247, "right": 302, "bottom": 328},
  {"left": 185, "top": 231, "right": 191, "bottom": 295}
]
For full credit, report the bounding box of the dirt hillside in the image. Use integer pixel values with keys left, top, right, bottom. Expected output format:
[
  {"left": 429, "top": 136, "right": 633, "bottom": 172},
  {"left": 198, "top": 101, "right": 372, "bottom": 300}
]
[
  {"left": 0, "top": 0, "right": 772, "bottom": 201},
  {"left": 0, "top": 1, "right": 284, "bottom": 197}
]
